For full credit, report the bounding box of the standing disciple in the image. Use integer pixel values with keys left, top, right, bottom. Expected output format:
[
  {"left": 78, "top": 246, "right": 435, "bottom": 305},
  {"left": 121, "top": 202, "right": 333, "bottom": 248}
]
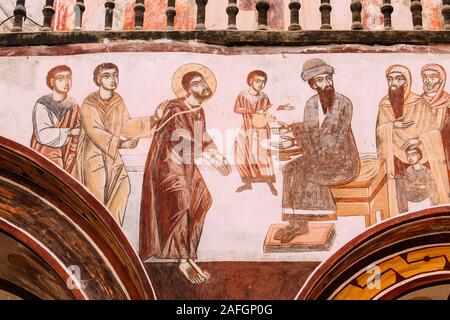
[
  {"left": 31, "top": 65, "right": 80, "bottom": 177},
  {"left": 421, "top": 64, "right": 450, "bottom": 172},
  {"left": 77, "top": 63, "right": 162, "bottom": 226},
  {"left": 376, "top": 65, "right": 450, "bottom": 216},
  {"left": 233, "top": 70, "right": 278, "bottom": 195},
  {"left": 139, "top": 64, "right": 231, "bottom": 284}
]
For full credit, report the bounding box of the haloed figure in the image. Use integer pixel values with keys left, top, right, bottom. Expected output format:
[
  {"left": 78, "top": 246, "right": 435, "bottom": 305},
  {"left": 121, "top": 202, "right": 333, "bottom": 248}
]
[
  {"left": 233, "top": 70, "right": 277, "bottom": 195},
  {"left": 140, "top": 64, "right": 231, "bottom": 285},
  {"left": 31, "top": 65, "right": 80, "bottom": 177}
]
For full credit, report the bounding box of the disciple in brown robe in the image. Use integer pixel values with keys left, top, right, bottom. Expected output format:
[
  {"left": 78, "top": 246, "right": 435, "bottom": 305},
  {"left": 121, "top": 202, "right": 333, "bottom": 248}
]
[
  {"left": 139, "top": 99, "right": 217, "bottom": 261},
  {"left": 77, "top": 92, "right": 153, "bottom": 225},
  {"left": 377, "top": 65, "right": 450, "bottom": 216},
  {"left": 421, "top": 64, "right": 450, "bottom": 171},
  {"left": 233, "top": 92, "right": 275, "bottom": 183},
  {"left": 282, "top": 92, "right": 360, "bottom": 215},
  {"left": 30, "top": 94, "right": 80, "bottom": 177}
]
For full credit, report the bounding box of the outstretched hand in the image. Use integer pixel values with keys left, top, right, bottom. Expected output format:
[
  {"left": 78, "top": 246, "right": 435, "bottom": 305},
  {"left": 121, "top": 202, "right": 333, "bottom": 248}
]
[
  {"left": 277, "top": 103, "right": 295, "bottom": 111},
  {"left": 205, "top": 151, "right": 231, "bottom": 176},
  {"left": 402, "top": 138, "right": 421, "bottom": 150},
  {"left": 271, "top": 121, "right": 292, "bottom": 135},
  {"left": 121, "top": 138, "right": 139, "bottom": 149},
  {"left": 271, "top": 135, "right": 297, "bottom": 149},
  {"left": 394, "top": 119, "right": 415, "bottom": 129},
  {"left": 154, "top": 100, "right": 171, "bottom": 121}
]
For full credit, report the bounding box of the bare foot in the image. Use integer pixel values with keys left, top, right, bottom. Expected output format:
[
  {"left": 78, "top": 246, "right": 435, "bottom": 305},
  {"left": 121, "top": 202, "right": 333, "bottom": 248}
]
[
  {"left": 274, "top": 223, "right": 297, "bottom": 240},
  {"left": 267, "top": 182, "right": 278, "bottom": 196},
  {"left": 189, "top": 259, "right": 211, "bottom": 281},
  {"left": 179, "top": 260, "right": 205, "bottom": 284},
  {"left": 236, "top": 183, "right": 252, "bottom": 193},
  {"left": 280, "top": 223, "right": 309, "bottom": 243}
]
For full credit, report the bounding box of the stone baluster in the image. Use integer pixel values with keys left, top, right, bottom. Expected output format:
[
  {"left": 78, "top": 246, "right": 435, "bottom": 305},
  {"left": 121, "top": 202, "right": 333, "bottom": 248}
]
[
  {"left": 320, "top": 0, "right": 332, "bottom": 30},
  {"left": 226, "top": 0, "right": 239, "bottom": 30},
  {"left": 350, "top": 0, "right": 363, "bottom": 30},
  {"left": 42, "top": 0, "right": 55, "bottom": 31},
  {"left": 442, "top": 0, "right": 450, "bottom": 30},
  {"left": 195, "top": 0, "right": 208, "bottom": 30},
  {"left": 381, "top": 0, "right": 394, "bottom": 30},
  {"left": 74, "top": 0, "right": 85, "bottom": 30},
  {"left": 256, "top": 0, "right": 270, "bottom": 30},
  {"left": 12, "top": 0, "right": 26, "bottom": 32},
  {"left": 410, "top": 0, "right": 423, "bottom": 30},
  {"left": 166, "top": 0, "right": 176, "bottom": 30},
  {"left": 105, "top": 0, "right": 115, "bottom": 30},
  {"left": 288, "top": 0, "right": 301, "bottom": 31},
  {"left": 134, "top": 0, "right": 145, "bottom": 30}
]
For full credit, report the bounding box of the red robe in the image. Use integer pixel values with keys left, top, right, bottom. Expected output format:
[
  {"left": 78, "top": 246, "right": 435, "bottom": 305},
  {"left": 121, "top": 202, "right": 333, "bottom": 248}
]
[
  {"left": 30, "top": 95, "right": 80, "bottom": 178},
  {"left": 233, "top": 92, "right": 275, "bottom": 183},
  {"left": 139, "top": 99, "right": 216, "bottom": 261}
]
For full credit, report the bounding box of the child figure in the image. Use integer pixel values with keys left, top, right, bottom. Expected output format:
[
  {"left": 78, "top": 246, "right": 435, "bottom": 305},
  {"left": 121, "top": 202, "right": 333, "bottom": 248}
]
[{"left": 396, "top": 145, "right": 439, "bottom": 213}]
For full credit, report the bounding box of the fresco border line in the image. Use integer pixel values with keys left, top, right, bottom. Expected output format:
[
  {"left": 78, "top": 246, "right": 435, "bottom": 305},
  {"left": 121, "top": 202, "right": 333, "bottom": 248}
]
[{"left": 0, "top": 41, "right": 450, "bottom": 57}]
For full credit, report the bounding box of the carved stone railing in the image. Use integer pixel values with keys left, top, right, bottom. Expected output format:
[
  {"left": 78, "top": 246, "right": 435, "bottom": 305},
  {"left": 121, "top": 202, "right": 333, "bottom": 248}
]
[{"left": 4, "top": 1, "right": 450, "bottom": 33}]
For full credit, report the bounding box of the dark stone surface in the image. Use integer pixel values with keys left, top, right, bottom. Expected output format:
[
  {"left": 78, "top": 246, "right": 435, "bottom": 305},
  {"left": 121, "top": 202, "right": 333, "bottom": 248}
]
[{"left": 0, "top": 30, "right": 450, "bottom": 48}]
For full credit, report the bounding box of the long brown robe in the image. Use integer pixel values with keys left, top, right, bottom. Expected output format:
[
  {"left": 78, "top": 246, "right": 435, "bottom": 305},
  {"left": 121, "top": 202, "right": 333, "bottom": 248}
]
[
  {"left": 30, "top": 94, "right": 80, "bottom": 177},
  {"left": 376, "top": 65, "right": 450, "bottom": 217},
  {"left": 77, "top": 91, "right": 152, "bottom": 225},
  {"left": 139, "top": 99, "right": 217, "bottom": 261},
  {"left": 421, "top": 63, "right": 450, "bottom": 172},
  {"left": 233, "top": 92, "right": 275, "bottom": 183},
  {"left": 282, "top": 92, "right": 360, "bottom": 215}
]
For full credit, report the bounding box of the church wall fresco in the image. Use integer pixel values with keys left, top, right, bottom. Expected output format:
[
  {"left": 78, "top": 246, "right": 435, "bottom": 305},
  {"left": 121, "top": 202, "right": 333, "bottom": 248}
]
[{"left": 0, "top": 42, "right": 449, "bottom": 284}]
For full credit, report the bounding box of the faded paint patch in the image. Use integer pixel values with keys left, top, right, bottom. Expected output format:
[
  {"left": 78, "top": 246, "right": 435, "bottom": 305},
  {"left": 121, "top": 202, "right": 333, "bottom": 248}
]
[
  {"left": 123, "top": 0, "right": 195, "bottom": 31},
  {"left": 239, "top": 0, "right": 285, "bottom": 30},
  {"left": 361, "top": 0, "right": 384, "bottom": 30}
]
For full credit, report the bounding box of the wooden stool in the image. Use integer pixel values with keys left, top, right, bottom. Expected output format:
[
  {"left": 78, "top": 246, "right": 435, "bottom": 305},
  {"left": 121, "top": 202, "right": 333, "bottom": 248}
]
[{"left": 331, "top": 156, "right": 389, "bottom": 228}]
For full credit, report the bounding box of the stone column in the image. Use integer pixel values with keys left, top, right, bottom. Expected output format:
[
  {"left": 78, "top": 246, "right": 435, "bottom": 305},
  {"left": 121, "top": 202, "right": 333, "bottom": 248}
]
[
  {"left": 320, "top": 0, "right": 332, "bottom": 30},
  {"left": 381, "top": 0, "right": 394, "bottom": 30},
  {"left": 288, "top": 0, "right": 301, "bottom": 31},
  {"left": 134, "top": 0, "right": 145, "bottom": 30},
  {"left": 256, "top": 0, "right": 270, "bottom": 30},
  {"left": 105, "top": 0, "right": 115, "bottom": 31},
  {"left": 12, "top": 0, "right": 26, "bottom": 32},
  {"left": 227, "top": 0, "right": 239, "bottom": 30}
]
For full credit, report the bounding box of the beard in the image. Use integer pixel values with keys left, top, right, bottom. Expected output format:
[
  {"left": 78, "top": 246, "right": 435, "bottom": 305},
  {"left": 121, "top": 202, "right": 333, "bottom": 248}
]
[
  {"left": 192, "top": 88, "right": 212, "bottom": 101},
  {"left": 317, "top": 86, "right": 335, "bottom": 114},
  {"left": 423, "top": 82, "right": 439, "bottom": 95},
  {"left": 388, "top": 85, "right": 405, "bottom": 119}
]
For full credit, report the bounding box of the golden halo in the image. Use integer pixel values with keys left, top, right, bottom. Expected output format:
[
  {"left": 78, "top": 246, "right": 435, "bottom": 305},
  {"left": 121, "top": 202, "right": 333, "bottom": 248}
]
[{"left": 172, "top": 63, "right": 217, "bottom": 99}]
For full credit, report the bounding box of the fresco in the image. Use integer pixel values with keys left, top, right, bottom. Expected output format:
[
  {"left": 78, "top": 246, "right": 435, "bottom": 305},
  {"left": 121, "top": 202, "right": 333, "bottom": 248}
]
[{"left": 1, "top": 44, "right": 450, "bottom": 284}]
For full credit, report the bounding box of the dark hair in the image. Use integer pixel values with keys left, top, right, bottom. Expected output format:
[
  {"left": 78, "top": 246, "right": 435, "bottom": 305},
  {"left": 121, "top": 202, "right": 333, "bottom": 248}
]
[
  {"left": 93, "top": 63, "right": 119, "bottom": 86},
  {"left": 247, "top": 70, "right": 267, "bottom": 86},
  {"left": 46, "top": 65, "right": 72, "bottom": 89},
  {"left": 405, "top": 145, "right": 423, "bottom": 160},
  {"left": 181, "top": 71, "right": 203, "bottom": 92}
]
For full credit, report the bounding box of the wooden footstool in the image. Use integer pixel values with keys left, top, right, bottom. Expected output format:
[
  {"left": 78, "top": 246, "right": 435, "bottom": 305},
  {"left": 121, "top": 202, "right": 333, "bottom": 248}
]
[{"left": 330, "top": 156, "right": 389, "bottom": 228}]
